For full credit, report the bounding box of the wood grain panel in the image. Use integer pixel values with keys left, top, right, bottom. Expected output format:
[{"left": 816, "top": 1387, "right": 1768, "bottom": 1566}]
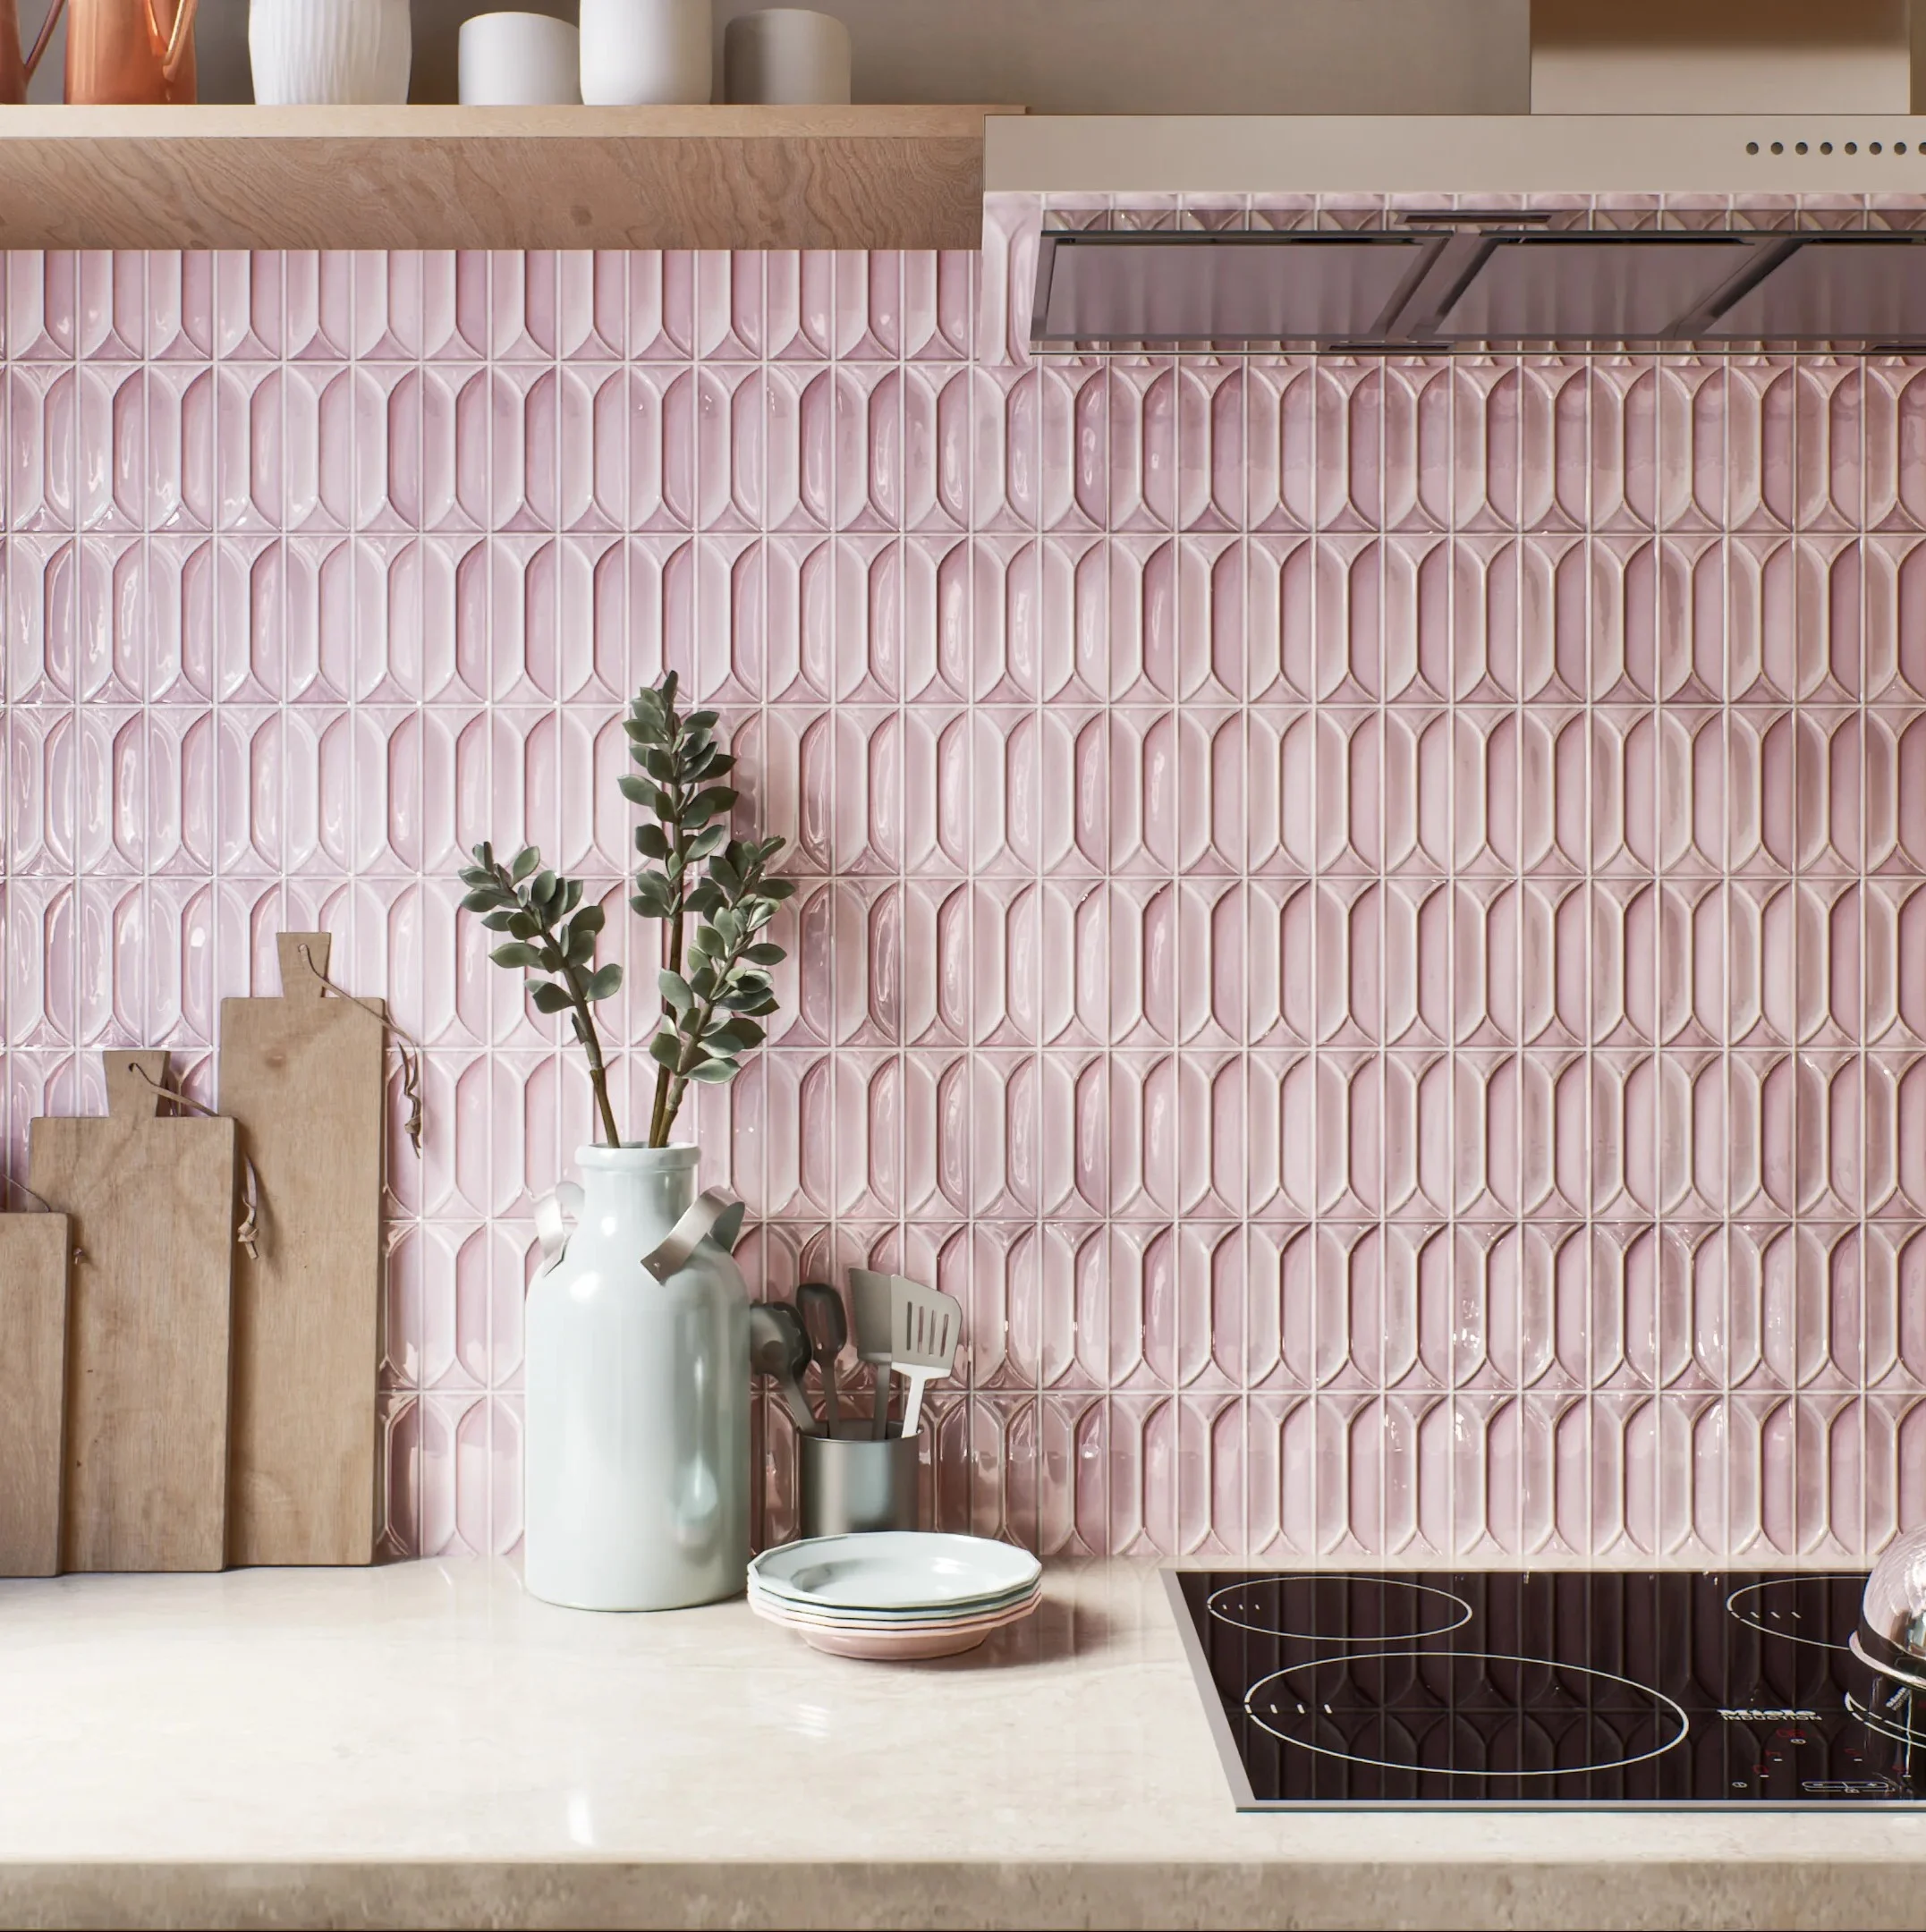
[
  {"left": 0, "top": 1215, "right": 72, "bottom": 1578},
  {"left": 30, "top": 1052, "right": 239, "bottom": 1574},
  {"left": 0, "top": 105, "right": 1017, "bottom": 250},
  {"left": 219, "top": 933, "right": 386, "bottom": 1568}
]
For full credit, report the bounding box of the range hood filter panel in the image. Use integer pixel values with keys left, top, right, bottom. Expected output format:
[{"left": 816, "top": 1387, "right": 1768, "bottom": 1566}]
[
  {"left": 1035, "top": 233, "right": 1430, "bottom": 343},
  {"left": 1706, "top": 236, "right": 1926, "bottom": 340},
  {"left": 1431, "top": 234, "right": 1756, "bottom": 340}
]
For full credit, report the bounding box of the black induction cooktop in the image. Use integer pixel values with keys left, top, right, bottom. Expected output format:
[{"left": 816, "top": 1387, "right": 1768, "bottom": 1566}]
[{"left": 1169, "top": 1570, "right": 1923, "bottom": 1809}]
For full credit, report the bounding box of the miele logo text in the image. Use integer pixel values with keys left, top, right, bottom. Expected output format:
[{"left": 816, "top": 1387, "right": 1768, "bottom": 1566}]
[{"left": 1718, "top": 1708, "right": 1820, "bottom": 1722}]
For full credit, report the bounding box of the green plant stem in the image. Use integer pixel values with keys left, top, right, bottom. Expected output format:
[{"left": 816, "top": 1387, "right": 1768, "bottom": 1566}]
[
  {"left": 656, "top": 986, "right": 721, "bottom": 1148},
  {"left": 646, "top": 781, "right": 689, "bottom": 1148},
  {"left": 523, "top": 891, "right": 623, "bottom": 1148}
]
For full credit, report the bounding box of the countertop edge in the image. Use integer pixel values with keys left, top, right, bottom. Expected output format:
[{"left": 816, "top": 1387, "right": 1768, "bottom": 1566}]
[{"left": 1, "top": 1858, "right": 1922, "bottom": 1931}]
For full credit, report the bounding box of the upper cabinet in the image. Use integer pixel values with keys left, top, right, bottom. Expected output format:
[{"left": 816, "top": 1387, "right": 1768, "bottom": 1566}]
[{"left": 0, "top": 106, "right": 1020, "bottom": 252}]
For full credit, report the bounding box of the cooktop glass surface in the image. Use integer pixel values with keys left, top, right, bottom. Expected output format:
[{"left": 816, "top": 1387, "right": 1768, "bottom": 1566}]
[{"left": 1169, "top": 1570, "right": 1923, "bottom": 1809}]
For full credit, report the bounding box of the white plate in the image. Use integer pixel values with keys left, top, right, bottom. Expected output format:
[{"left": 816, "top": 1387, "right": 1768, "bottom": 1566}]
[
  {"left": 748, "top": 1578, "right": 1041, "bottom": 1630},
  {"left": 749, "top": 1532, "right": 1041, "bottom": 1614}
]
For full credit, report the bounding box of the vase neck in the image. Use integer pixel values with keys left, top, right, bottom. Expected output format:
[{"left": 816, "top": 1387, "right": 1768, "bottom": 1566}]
[{"left": 574, "top": 1146, "right": 698, "bottom": 1237}]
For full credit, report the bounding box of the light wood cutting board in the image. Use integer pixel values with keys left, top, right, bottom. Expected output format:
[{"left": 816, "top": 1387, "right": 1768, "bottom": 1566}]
[
  {"left": 219, "top": 932, "right": 386, "bottom": 1567},
  {"left": 0, "top": 1213, "right": 72, "bottom": 1576},
  {"left": 30, "top": 1052, "right": 239, "bottom": 1573}
]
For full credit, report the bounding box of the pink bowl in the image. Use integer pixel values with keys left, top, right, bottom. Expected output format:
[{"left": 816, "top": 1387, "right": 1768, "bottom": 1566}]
[{"left": 751, "top": 1590, "right": 1042, "bottom": 1660}]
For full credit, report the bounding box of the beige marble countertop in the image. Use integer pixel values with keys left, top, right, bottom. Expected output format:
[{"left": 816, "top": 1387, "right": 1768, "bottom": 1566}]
[{"left": 0, "top": 1557, "right": 1921, "bottom": 1929}]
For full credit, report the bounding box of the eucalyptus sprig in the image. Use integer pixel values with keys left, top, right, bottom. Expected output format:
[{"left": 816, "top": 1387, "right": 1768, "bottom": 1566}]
[
  {"left": 624, "top": 673, "right": 793, "bottom": 1146},
  {"left": 459, "top": 842, "right": 624, "bottom": 1148},
  {"left": 646, "top": 834, "right": 792, "bottom": 1144}
]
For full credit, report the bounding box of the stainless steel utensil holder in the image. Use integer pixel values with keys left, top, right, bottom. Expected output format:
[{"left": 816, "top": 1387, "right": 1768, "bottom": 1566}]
[{"left": 799, "top": 1427, "right": 920, "bottom": 1537}]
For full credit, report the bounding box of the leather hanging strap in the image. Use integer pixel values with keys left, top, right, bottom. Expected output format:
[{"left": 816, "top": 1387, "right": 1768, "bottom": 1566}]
[
  {"left": 641, "top": 1189, "right": 744, "bottom": 1283},
  {"left": 529, "top": 1182, "right": 744, "bottom": 1287},
  {"left": 531, "top": 1182, "right": 583, "bottom": 1281}
]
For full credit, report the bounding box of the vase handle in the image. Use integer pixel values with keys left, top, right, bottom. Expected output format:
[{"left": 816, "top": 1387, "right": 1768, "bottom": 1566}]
[
  {"left": 531, "top": 1181, "right": 583, "bottom": 1284},
  {"left": 641, "top": 1187, "right": 744, "bottom": 1283}
]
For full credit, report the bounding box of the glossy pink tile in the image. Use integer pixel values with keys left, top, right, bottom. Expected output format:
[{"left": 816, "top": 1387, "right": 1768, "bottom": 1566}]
[{"left": 4, "top": 215, "right": 1924, "bottom": 1560}]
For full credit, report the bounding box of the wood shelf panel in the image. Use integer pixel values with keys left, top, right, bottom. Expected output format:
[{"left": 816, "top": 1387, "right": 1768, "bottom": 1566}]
[{"left": 0, "top": 105, "right": 1020, "bottom": 250}]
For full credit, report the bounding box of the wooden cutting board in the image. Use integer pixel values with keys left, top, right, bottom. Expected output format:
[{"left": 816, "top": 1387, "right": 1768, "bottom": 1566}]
[
  {"left": 218, "top": 932, "right": 386, "bottom": 1567},
  {"left": 0, "top": 1213, "right": 72, "bottom": 1576},
  {"left": 30, "top": 1052, "right": 239, "bottom": 1573}
]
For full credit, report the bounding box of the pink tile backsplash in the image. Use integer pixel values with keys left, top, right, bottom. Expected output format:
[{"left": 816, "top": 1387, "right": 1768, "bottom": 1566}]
[{"left": 4, "top": 219, "right": 1925, "bottom": 1564}]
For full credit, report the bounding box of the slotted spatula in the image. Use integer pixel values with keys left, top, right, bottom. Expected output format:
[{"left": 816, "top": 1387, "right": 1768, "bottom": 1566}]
[{"left": 852, "top": 1271, "right": 961, "bottom": 1442}]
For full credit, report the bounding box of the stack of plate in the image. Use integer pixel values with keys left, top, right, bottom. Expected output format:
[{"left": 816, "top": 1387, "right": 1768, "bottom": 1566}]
[{"left": 749, "top": 1531, "right": 1043, "bottom": 1659}]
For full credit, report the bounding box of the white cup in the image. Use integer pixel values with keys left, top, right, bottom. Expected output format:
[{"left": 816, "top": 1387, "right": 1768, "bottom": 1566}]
[
  {"left": 722, "top": 6, "right": 851, "bottom": 105},
  {"left": 578, "top": 0, "right": 712, "bottom": 105},
  {"left": 458, "top": 11, "right": 581, "bottom": 104}
]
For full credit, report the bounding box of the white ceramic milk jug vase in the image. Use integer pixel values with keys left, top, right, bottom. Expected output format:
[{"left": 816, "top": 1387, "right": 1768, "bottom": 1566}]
[{"left": 523, "top": 1144, "right": 749, "bottom": 1611}]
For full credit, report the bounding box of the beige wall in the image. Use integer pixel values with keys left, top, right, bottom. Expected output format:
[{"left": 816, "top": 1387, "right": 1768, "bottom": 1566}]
[{"left": 21, "top": 0, "right": 1529, "bottom": 112}]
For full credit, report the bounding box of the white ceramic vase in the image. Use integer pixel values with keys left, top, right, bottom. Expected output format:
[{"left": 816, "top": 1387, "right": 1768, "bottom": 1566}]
[
  {"left": 578, "top": 0, "right": 709, "bottom": 105},
  {"left": 522, "top": 1144, "right": 749, "bottom": 1613},
  {"left": 250, "top": 0, "right": 412, "bottom": 103}
]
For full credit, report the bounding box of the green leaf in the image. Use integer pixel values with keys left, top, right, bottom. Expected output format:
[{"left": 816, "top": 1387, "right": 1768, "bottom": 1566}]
[
  {"left": 480, "top": 909, "right": 516, "bottom": 932},
  {"left": 562, "top": 877, "right": 583, "bottom": 915},
  {"left": 707, "top": 1019, "right": 764, "bottom": 1053},
  {"left": 687, "top": 826, "right": 725, "bottom": 860},
  {"left": 617, "top": 773, "right": 656, "bottom": 808},
  {"left": 573, "top": 903, "right": 606, "bottom": 937},
  {"left": 642, "top": 747, "right": 676, "bottom": 783},
  {"left": 512, "top": 846, "right": 541, "bottom": 882},
  {"left": 530, "top": 980, "right": 573, "bottom": 1014},
  {"left": 685, "top": 785, "right": 738, "bottom": 826},
  {"left": 586, "top": 962, "right": 624, "bottom": 1001},
  {"left": 708, "top": 854, "right": 742, "bottom": 897},
  {"left": 687, "top": 925, "right": 720, "bottom": 959},
  {"left": 686, "top": 883, "right": 724, "bottom": 918},
  {"left": 763, "top": 877, "right": 797, "bottom": 902},
  {"left": 634, "top": 823, "right": 669, "bottom": 860},
  {"left": 684, "top": 709, "right": 719, "bottom": 733},
  {"left": 658, "top": 970, "right": 694, "bottom": 1014},
  {"left": 530, "top": 869, "right": 556, "bottom": 908},
  {"left": 472, "top": 840, "right": 495, "bottom": 869},
  {"left": 648, "top": 1030, "right": 683, "bottom": 1070},
  {"left": 631, "top": 877, "right": 674, "bottom": 919},
  {"left": 459, "top": 887, "right": 499, "bottom": 913},
  {"left": 490, "top": 942, "right": 542, "bottom": 970},
  {"left": 744, "top": 942, "right": 785, "bottom": 965},
  {"left": 566, "top": 924, "right": 598, "bottom": 965},
  {"left": 688, "top": 1058, "right": 739, "bottom": 1083},
  {"left": 506, "top": 910, "right": 541, "bottom": 940}
]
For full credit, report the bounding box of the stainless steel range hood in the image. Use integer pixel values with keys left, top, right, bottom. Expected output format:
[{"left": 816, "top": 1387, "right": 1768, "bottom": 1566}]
[{"left": 995, "top": 0, "right": 1926, "bottom": 352}]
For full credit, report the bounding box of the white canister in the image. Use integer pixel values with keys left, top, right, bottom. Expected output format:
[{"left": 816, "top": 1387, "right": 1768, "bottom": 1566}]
[
  {"left": 459, "top": 10, "right": 580, "bottom": 103},
  {"left": 577, "top": 0, "right": 710, "bottom": 106},
  {"left": 250, "top": 0, "right": 412, "bottom": 104},
  {"left": 723, "top": 6, "right": 849, "bottom": 105}
]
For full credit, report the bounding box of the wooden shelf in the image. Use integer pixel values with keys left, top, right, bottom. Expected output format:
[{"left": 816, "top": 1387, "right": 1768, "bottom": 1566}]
[{"left": 0, "top": 104, "right": 1022, "bottom": 251}]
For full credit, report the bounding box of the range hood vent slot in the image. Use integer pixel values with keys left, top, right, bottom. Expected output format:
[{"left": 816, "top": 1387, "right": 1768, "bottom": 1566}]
[{"left": 1030, "top": 226, "right": 1926, "bottom": 353}]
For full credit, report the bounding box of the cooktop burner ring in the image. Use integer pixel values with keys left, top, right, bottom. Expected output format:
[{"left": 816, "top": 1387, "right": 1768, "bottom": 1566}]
[
  {"left": 1207, "top": 1575, "right": 1474, "bottom": 1643},
  {"left": 1726, "top": 1574, "right": 1865, "bottom": 1654},
  {"left": 1243, "top": 1649, "right": 1693, "bottom": 1779}
]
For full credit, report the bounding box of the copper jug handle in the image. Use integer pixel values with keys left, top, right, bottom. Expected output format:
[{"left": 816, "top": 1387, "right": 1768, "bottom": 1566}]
[
  {"left": 21, "top": 0, "right": 68, "bottom": 82},
  {"left": 140, "top": 0, "right": 196, "bottom": 81}
]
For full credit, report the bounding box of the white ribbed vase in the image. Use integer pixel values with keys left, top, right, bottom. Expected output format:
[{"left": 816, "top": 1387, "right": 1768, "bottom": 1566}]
[{"left": 250, "top": 0, "right": 412, "bottom": 104}]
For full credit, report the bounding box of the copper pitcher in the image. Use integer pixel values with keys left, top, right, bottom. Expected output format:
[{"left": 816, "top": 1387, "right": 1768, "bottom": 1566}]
[
  {"left": 17, "top": 0, "right": 199, "bottom": 103},
  {"left": 0, "top": 0, "right": 63, "bottom": 103}
]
